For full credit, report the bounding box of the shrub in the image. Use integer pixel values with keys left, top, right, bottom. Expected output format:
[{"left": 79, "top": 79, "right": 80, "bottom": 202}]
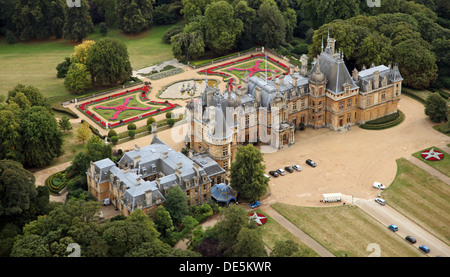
[
  {"left": 165, "top": 111, "right": 173, "bottom": 119},
  {"left": 110, "top": 136, "right": 119, "bottom": 145},
  {"left": 127, "top": 123, "right": 137, "bottom": 130},
  {"left": 128, "top": 130, "right": 136, "bottom": 138},
  {"left": 167, "top": 118, "right": 175, "bottom": 126},
  {"left": 147, "top": 124, "right": 152, "bottom": 133},
  {"left": 108, "top": 129, "right": 117, "bottom": 138}
]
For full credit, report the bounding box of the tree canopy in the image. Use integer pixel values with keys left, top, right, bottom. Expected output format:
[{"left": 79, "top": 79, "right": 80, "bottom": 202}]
[{"left": 229, "top": 144, "right": 268, "bottom": 201}]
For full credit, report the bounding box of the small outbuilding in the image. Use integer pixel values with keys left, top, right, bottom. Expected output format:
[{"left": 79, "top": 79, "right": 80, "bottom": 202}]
[{"left": 211, "top": 183, "right": 237, "bottom": 205}]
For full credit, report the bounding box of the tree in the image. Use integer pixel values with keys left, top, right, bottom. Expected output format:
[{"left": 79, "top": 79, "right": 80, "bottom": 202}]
[
  {"left": 255, "top": 0, "right": 286, "bottom": 49},
  {"left": 10, "top": 234, "right": 51, "bottom": 257},
  {"left": 76, "top": 122, "right": 92, "bottom": 145},
  {"left": 231, "top": 227, "right": 267, "bottom": 257},
  {"left": 171, "top": 30, "right": 205, "bottom": 61},
  {"left": 233, "top": 0, "right": 257, "bottom": 49},
  {"left": 64, "top": 63, "right": 92, "bottom": 94},
  {"left": 102, "top": 209, "right": 160, "bottom": 256},
  {"left": 0, "top": 160, "right": 36, "bottom": 225},
  {"left": 392, "top": 39, "right": 438, "bottom": 89},
  {"left": 181, "top": 0, "right": 211, "bottom": 21},
  {"left": 154, "top": 206, "right": 175, "bottom": 245},
  {"left": 99, "top": 22, "right": 108, "bottom": 36},
  {"left": 213, "top": 204, "right": 252, "bottom": 256},
  {"left": 63, "top": 0, "right": 94, "bottom": 42},
  {"left": 58, "top": 116, "right": 72, "bottom": 133},
  {"left": 12, "top": 0, "right": 65, "bottom": 41},
  {"left": 56, "top": 57, "right": 72, "bottom": 78},
  {"left": 5, "top": 29, "right": 15, "bottom": 44},
  {"left": 7, "top": 84, "right": 49, "bottom": 109},
  {"left": 356, "top": 32, "right": 393, "bottom": 68},
  {"left": 271, "top": 239, "right": 302, "bottom": 257},
  {"left": 204, "top": 1, "right": 243, "bottom": 55},
  {"left": 86, "top": 38, "right": 132, "bottom": 87},
  {"left": 298, "top": 0, "right": 360, "bottom": 28},
  {"left": 229, "top": 144, "right": 268, "bottom": 201},
  {"left": 20, "top": 106, "right": 64, "bottom": 168},
  {"left": 163, "top": 187, "right": 190, "bottom": 226},
  {"left": 70, "top": 40, "right": 96, "bottom": 64},
  {"left": 115, "top": 0, "right": 155, "bottom": 33},
  {"left": 425, "top": 93, "right": 448, "bottom": 123}
]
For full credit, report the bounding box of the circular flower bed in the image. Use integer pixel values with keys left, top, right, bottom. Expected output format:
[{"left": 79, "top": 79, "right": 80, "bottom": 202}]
[{"left": 421, "top": 148, "right": 444, "bottom": 161}]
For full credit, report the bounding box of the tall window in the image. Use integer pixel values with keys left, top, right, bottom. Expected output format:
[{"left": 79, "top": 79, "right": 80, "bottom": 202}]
[
  {"left": 223, "top": 146, "right": 228, "bottom": 156},
  {"left": 347, "top": 99, "right": 351, "bottom": 108},
  {"left": 293, "top": 101, "right": 297, "bottom": 111},
  {"left": 339, "top": 101, "right": 344, "bottom": 110},
  {"left": 381, "top": 91, "right": 386, "bottom": 101}
]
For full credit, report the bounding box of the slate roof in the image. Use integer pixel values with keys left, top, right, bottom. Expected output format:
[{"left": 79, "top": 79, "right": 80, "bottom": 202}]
[
  {"left": 309, "top": 51, "right": 359, "bottom": 94},
  {"left": 90, "top": 136, "right": 224, "bottom": 213}
]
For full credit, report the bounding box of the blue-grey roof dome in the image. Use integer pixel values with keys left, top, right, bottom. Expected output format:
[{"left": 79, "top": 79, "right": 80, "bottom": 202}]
[{"left": 211, "top": 183, "right": 237, "bottom": 203}]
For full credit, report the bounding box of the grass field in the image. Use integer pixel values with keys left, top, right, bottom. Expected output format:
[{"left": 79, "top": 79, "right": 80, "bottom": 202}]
[
  {"left": 271, "top": 203, "right": 420, "bottom": 257},
  {"left": 382, "top": 158, "right": 450, "bottom": 245},
  {"left": 252, "top": 209, "right": 319, "bottom": 257},
  {"left": 0, "top": 24, "right": 175, "bottom": 99},
  {"left": 412, "top": 146, "right": 450, "bottom": 177}
]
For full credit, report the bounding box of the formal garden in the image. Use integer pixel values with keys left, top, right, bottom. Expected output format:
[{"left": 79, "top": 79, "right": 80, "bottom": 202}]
[
  {"left": 198, "top": 53, "right": 290, "bottom": 90},
  {"left": 77, "top": 85, "right": 180, "bottom": 129}
]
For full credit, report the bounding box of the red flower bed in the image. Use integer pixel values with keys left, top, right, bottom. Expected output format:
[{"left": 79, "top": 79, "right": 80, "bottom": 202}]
[{"left": 421, "top": 149, "right": 444, "bottom": 161}]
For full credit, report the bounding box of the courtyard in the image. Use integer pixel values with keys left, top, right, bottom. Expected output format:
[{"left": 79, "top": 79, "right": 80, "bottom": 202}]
[{"left": 261, "top": 95, "right": 450, "bottom": 207}]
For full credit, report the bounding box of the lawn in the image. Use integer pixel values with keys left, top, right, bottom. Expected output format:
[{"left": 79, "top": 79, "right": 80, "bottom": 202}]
[
  {"left": 251, "top": 209, "right": 319, "bottom": 257},
  {"left": 0, "top": 24, "right": 175, "bottom": 99},
  {"left": 224, "top": 59, "right": 285, "bottom": 83},
  {"left": 382, "top": 158, "right": 450, "bottom": 245},
  {"left": 412, "top": 146, "right": 450, "bottom": 177},
  {"left": 271, "top": 203, "right": 420, "bottom": 257}
]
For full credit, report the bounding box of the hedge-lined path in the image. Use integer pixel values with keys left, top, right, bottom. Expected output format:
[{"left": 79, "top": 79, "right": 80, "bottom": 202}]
[{"left": 33, "top": 161, "right": 72, "bottom": 203}]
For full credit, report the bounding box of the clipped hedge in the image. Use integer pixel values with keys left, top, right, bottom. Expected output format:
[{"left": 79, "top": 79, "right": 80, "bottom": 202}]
[
  {"left": 360, "top": 110, "right": 405, "bottom": 130},
  {"left": 52, "top": 103, "right": 79, "bottom": 118},
  {"left": 45, "top": 171, "right": 68, "bottom": 194}
]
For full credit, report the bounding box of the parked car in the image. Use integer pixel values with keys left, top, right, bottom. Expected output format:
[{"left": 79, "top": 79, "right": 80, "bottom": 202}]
[
  {"left": 284, "top": 166, "right": 294, "bottom": 173},
  {"left": 306, "top": 159, "right": 317, "bottom": 167},
  {"left": 293, "top": 164, "right": 302, "bottom": 171},
  {"left": 264, "top": 174, "right": 270, "bottom": 179},
  {"left": 419, "top": 245, "right": 430, "bottom": 253},
  {"left": 375, "top": 198, "right": 386, "bottom": 205},
  {"left": 388, "top": 224, "right": 398, "bottom": 232},
  {"left": 277, "top": 168, "right": 286, "bottom": 175},
  {"left": 250, "top": 201, "right": 261, "bottom": 209},
  {"left": 269, "top": 171, "right": 279, "bottom": 177},
  {"left": 405, "top": 236, "right": 417, "bottom": 244},
  {"left": 373, "top": 182, "right": 386, "bottom": 190}
]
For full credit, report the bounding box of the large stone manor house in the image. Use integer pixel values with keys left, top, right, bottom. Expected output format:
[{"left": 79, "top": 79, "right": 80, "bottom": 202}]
[
  {"left": 87, "top": 136, "right": 226, "bottom": 216},
  {"left": 186, "top": 35, "right": 403, "bottom": 170}
]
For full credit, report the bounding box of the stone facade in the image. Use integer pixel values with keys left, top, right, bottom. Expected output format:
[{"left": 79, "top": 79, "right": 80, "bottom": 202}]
[
  {"left": 87, "top": 136, "right": 226, "bottom": 216},
  {"left": 186, "top": 36, "right": 403, "bottom": 166}
]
